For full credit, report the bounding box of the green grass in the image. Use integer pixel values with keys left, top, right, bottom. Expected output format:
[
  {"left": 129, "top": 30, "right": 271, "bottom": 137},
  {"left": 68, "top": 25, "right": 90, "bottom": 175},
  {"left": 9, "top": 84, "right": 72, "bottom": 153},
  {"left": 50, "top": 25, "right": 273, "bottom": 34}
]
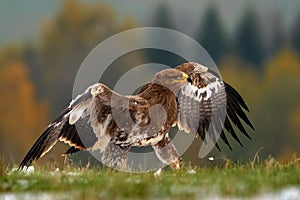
[{"left": 1, "top": 158, "right": 300, "bottom": 199}]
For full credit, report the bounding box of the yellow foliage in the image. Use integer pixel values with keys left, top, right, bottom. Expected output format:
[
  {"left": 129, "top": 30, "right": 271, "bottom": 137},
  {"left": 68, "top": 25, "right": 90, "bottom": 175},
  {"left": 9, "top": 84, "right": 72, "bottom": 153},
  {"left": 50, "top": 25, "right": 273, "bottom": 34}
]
[
  {"left": 218, "top": 50, "right": 300, "bottom": 161},
  {"left": 220, "top": 56, "right": 260, "bottom": 105},
  {"left": 119, "top": 18, "right": 137, "bottom": 32},
  {"left": 289, "top": 105, "right": 300, "bottom": 141},
  {"left": 41, "top": 0, "right": 116, "bottom": 49},
  {"left": 265, "top": 48, "right": 300, "bottom": 87},
  {"left": 0, "top": 61, "right": 49, "bottom": 162},
  {"left": 260, "top": 48, "right": 300, "bottom": 160}
]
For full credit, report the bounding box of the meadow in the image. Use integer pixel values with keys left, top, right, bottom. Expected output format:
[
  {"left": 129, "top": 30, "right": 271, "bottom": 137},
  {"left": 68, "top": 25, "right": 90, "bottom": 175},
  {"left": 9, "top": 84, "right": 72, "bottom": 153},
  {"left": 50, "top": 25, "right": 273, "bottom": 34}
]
[{"left": 1, "top": 158, "right": 300, "bottom": 199}]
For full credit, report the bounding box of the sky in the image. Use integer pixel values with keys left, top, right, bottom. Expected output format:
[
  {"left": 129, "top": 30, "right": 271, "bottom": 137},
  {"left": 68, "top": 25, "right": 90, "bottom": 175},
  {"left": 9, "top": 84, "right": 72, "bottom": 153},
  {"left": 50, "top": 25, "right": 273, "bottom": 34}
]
[{"left": 0, "top": 0, "right": 299, "bottom": 46}]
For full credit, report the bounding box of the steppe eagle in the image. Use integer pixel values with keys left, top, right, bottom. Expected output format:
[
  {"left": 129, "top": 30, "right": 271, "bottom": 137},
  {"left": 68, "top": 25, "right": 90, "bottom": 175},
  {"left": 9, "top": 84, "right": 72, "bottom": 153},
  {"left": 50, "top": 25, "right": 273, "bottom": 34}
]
[{"left": 19, "top": 62, "right": 254, "bottom": 170}]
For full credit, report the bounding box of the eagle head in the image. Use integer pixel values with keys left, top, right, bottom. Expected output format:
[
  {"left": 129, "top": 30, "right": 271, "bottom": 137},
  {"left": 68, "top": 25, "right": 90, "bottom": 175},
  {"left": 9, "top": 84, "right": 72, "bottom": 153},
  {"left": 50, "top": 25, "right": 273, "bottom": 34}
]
[{"left": 152, "top": 69, "right": 191, "bottom": 94}]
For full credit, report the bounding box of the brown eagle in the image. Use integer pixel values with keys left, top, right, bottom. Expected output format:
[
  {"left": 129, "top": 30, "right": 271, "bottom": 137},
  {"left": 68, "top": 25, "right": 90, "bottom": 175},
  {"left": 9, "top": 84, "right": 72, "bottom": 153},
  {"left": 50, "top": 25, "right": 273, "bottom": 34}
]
[{"left": 19, "top": 62, "right": 254, "bottom": 170}]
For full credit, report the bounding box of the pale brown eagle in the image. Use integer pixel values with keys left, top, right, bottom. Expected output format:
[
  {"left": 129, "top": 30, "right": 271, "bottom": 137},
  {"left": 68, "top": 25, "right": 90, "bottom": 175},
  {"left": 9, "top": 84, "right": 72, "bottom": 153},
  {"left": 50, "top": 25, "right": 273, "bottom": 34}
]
[{"left": 19, "top": 62, "right": 254, "bottom": 170}]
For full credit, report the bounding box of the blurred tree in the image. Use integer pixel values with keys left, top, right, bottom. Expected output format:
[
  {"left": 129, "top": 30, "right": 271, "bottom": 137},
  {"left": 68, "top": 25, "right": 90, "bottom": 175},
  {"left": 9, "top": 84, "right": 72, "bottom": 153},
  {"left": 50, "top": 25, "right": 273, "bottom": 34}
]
[
  {"left": 39, "top": 0, "right": 115, "bottom": 114},
  {"left": 220, "top": 56, "right": 259, "bottom": 102},
  {"left": 23, "top": 44, "right": 44, "bottom": 98},
  {"left": 234, "top": 8, "right": 264, "bottom": 69},
  {"left": 219, "top": 56, "right": 261, "bottom": 161},
  {"left": 260, "top": 48, "right": 300, "bottom": 158},
  {"left": 0, "top": 61, "right": 48, "bottom": 162},
  {"left": 0, "top": 46, "right": 24, "bottom": 71},
  {"left": 147, "top": 3, "right": 184, "bottom": 67},
  {"left": 0, "top": 0, "right": 145, "bottom": 166},
  {"left": 37, "top": 0, "right": 141, "bottom": 115},
  {"left": 288, "top": 105, "right": 300, "bottom": 153},
  {"left": 196, "top": 5, "right": 228, "bottom": 64},
  {"left": 265, "top": 12, "right": 285, "bottom": 60},
  {"left": 217, "top": 50, "right": 300, "bottom": 161},
  {"left": 118, "top": 17, "right": 137, "bottom": 32},
  {"left": 290, "top": 13, "right": 300, "bottom": 54},
  {"left": 152, "top": 3, "right": 175, "bottom": 29}
]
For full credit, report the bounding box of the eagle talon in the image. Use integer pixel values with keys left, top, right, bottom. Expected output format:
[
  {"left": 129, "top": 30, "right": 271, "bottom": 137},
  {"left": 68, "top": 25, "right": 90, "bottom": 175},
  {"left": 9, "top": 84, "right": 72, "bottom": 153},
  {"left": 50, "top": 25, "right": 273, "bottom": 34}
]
[{"left": 170, "top": 157, "right": 182, "bottom": 170}]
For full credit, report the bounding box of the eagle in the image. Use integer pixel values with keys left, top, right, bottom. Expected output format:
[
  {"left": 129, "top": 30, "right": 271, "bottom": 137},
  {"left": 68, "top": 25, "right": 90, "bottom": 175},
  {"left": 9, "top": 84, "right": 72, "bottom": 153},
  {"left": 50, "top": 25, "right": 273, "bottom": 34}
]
[{"left": 19, "top": 62, "right": 254, "bottom": 170}]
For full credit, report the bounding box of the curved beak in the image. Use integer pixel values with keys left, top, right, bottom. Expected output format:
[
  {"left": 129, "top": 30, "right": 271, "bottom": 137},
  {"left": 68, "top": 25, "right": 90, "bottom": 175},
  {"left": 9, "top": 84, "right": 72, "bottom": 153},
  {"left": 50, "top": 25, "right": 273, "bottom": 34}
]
[
  {"left": 175, "top": 72, "right": 190, "bottom": 83},
  {"left": 182, "top": 73, "right": 189, "bottom": 81}
]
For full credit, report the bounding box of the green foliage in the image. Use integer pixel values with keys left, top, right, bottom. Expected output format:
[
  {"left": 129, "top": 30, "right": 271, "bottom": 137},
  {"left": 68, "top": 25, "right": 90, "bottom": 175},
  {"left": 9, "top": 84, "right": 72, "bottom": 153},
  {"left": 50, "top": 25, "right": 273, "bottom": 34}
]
[{"left": 1, "top": 159, "right": 300, "bottom": 199}]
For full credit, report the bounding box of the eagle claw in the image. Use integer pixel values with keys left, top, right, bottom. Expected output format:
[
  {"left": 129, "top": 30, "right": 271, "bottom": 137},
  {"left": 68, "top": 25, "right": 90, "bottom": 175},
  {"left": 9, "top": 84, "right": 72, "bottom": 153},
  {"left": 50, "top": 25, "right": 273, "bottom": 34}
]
[{"left": 170, "top": 157, "right": 182, "bottom": 170}]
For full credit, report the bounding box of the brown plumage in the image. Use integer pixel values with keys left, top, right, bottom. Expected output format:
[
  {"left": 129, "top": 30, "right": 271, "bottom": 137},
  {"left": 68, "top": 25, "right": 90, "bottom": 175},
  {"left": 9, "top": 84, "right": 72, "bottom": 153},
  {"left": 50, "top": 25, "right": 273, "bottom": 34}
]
[{"left": 19, "top": 63, "right": 254, "bottom": 170}]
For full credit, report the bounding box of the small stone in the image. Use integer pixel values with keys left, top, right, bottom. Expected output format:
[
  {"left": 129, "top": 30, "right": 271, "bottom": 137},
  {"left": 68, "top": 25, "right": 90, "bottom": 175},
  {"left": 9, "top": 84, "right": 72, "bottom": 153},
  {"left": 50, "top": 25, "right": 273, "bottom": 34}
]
[{"left": 208, "top": 156, "right": 214, "bottom": 161}]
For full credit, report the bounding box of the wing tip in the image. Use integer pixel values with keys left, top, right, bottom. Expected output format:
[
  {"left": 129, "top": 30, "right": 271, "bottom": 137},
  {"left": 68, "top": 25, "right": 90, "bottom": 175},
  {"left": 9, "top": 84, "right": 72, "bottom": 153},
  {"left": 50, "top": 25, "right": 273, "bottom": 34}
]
[
  {"left": 18, "top": 160, "right": 33, "bottom": 171},
  {"left": 225, "top": 82, "right": 250, "bottom": 112},
  {"left": 18, "top": 124, "right": 59, "bottom": 170},
  {"left": 215, "top": 142, "right": 221, "bottom": 152}
]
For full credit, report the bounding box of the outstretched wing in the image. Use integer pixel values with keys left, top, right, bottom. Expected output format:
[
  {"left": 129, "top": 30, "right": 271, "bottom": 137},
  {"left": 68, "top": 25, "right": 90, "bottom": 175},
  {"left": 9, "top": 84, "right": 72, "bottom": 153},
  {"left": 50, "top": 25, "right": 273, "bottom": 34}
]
[
  {"left": 176, "top": 62, "right": 254, "bottom": 150},
  {"left": 19, "top": 83, "right": 145, "bottom": 169}
]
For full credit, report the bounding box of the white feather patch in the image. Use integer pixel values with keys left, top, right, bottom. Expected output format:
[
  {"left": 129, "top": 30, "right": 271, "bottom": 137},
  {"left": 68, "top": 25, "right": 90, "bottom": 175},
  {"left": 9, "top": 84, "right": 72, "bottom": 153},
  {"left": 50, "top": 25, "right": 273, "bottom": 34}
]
[
  {"left": 92, "top": 134, "right": 111, "bottom": 152},
  {"left": 69, "top": 94, "right": 82, "bottom": 107},
  {"left": 181, "top": 80, "right": 223, "bottom": 102},
  {"left": 69, "top": 106, "right": 85, "bottom": 125},
  {"left": 91, "top": 114, "right": 112, "bottom": 152}
]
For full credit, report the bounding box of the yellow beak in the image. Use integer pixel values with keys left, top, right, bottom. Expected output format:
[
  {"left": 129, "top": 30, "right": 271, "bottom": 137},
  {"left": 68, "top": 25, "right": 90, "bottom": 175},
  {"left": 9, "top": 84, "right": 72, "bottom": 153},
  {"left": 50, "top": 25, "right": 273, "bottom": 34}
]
[
  {"left": 175, "top": 72, "right": 189, "bottom": 83},
  {"left": 182, "top": 73, "right": 189, "bottom": 81}
]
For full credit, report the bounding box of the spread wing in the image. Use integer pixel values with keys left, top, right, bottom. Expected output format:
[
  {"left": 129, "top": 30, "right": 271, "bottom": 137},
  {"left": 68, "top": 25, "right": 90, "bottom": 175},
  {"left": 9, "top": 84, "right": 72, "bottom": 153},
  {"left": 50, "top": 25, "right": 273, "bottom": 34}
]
[
  {"left": 176, "top": 63, "right": 254, "bottom": 150},
  {"left": 19, "top": 83, "right": 148, "bottom": 169}
]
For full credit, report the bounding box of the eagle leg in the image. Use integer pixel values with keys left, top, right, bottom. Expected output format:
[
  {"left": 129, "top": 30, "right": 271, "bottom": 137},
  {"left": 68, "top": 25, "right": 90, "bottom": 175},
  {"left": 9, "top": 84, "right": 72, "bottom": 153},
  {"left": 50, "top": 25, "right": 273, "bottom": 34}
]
[
  {"left": 101, "top": 140, "right": 131, "bottom": 170},
  {"left": 152, "top": 136, "right": 182, "bottom": 170}
]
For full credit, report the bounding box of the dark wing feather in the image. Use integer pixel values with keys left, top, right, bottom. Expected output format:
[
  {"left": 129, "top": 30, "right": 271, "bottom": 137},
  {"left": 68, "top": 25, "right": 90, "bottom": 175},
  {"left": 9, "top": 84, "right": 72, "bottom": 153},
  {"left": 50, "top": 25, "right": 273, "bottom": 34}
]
[
  {"left": 19, "top": 125, "right": 60, "bottom": 169},
  {"left": 19, "top": 108, "right": 75, "bottom": 169},
  {"left": 19, "top": 83, "right": 117, "bottom": 169},
  {"left": 19, "top": 83, "right": 149, "bottom": 169},
  {"left": 225, "top": 82, "right": 254, "bottom": 130},
  {"left": 176, "top": 63, "right": 254, "bottom": 150}
]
